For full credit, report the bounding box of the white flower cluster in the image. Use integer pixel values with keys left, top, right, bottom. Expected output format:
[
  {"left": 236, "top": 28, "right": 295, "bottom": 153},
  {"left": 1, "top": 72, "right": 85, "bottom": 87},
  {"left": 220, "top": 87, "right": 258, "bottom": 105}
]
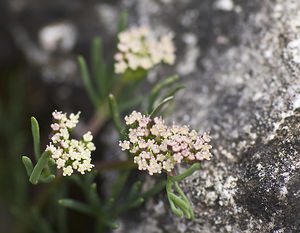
[
  {"left": 46, "top": 110, "right": 95, "bottom": 176},
  {"left": 119, "top": 111, "right": 212, "bottom": 175},
  {"left": 114, "top": 26, "right": 176, "bottom": 74}
]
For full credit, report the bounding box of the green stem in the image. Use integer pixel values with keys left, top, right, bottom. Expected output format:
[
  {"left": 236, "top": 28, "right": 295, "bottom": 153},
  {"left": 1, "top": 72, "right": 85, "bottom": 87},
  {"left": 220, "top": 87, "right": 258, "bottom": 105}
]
[
  {"left": 169, "top": 163, "right": 200, "bottom": 182},
  {"left": 59, "top": 199, "right": 93, "bottom": 215}
]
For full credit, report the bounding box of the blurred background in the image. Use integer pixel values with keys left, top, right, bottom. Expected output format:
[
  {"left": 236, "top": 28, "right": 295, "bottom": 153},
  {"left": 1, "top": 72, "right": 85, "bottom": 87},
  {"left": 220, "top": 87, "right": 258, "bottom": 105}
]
[{"left": 0, "top": 1, "right": 122, "bottom": 232}]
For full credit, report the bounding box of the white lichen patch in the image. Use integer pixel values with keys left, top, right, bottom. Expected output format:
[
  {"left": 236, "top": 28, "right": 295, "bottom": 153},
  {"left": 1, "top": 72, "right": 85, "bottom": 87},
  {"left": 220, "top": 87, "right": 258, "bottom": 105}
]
[
  {"left": 283, "top": 38, "right": 300, "bottom": 65},
  {"left": 193, "top": 163, "right": 238, "bottom": 207},
  {"left": 293, "top": 95, "right": 300, "bottom": 110},
  {"left": 214, "top": 0, "right": 234, "bottom": 11},
  {"left": 39, "top": 22, "right": 77, "bottom": 52}
]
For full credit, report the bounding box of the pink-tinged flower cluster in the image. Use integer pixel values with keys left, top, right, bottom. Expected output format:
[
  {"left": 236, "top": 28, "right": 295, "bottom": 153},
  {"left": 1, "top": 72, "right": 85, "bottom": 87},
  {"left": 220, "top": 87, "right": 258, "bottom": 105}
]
[
  {"left": 46, "top": 111, "right": 95, "bottom": 176},
  {"left": 114, "top": 26, "right": 176, "bottom": 74},
  {"left": 119, "top": 111, "right": 212, "bottom": 175}
]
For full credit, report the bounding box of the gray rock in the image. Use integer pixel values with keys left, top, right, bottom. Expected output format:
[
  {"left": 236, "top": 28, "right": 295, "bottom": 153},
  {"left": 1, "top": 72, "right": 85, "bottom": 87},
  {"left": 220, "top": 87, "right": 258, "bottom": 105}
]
[{"left": 119, "top": 0, "right": 300, "bottom": 232}]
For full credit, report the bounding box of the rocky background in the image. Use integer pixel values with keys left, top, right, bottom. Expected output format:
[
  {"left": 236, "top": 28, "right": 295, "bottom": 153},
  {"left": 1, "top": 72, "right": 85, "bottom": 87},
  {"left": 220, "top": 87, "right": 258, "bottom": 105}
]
[{"left": 1, "top": 0, "right": 300, "bottom": 232}]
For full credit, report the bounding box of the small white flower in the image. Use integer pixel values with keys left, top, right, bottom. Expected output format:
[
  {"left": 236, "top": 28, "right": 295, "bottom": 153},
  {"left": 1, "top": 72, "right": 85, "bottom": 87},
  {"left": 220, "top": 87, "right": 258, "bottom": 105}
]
[
  {"left": 63, "top": 165, "right": 73, "bottom": 176},
  {"left": 51, "top": 134, "right": 60, "bottom": 143},
  {"left": 86, "top": 142, "right": 96, "bottom": 151},
  {"left": 59, "top": 128, "right": 69, "bottom": 140},
  {"left": 174, "top": 153, "right": 183, "bottom": 163},
  {"left": 138, "top": 139, "right": 148, "bottom": 149},
  {"left": 52, "top": 110, "right": 63, "bottom": 120},
  {"left": 46, "top": 144, "right": 56, "bottom": 153},
  {"left": 51, "top": 123, "right": 60, "bottom": 131},
  {"left": 52, "top": 148, "right": 62, "bottom": 159},
  {"left": 202, "top": 132, "right": 211, "bottom": 142},
  {"left": 56, "top": 158, "right": 65, "bottom": 169},
  {"left": 119, "top": 140, "right": 130, "bottom": 151},
  {"left": 83, "top": 131, "right": 93, "bottom": 142},
  {"left": 125, "top": 111, "right": 140, "bottom": 125}
]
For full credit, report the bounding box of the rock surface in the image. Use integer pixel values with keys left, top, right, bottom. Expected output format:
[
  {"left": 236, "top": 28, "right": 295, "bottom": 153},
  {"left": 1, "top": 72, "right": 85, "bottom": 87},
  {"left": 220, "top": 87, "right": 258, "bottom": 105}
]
[{"left": 118, "top": 0, "right": 300, "bottom": 232}]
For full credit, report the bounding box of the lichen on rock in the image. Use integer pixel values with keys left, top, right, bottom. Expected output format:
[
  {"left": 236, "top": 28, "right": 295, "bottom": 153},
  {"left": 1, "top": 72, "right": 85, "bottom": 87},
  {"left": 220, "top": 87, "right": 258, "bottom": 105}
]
[{"left": 117, "top": 0, "right": 300, "bottom": 232}]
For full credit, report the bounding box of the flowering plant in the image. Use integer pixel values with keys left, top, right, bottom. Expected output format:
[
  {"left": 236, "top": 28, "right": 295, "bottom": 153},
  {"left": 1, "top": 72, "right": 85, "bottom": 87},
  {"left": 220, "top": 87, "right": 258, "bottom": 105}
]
[
  {"left": 19, "top": 13, "right": 213, "bottom": 232},
  {"left": 119, "top": 111, "right": 212, "bottom": 218}
]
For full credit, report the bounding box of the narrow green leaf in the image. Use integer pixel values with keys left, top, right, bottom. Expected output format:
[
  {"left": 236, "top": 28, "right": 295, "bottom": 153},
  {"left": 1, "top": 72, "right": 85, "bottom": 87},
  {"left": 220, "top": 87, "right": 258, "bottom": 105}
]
[
  {"left": 111, "top": 169, "right": 130, "bottom": 200},
  {"left": 168, "top": 196, "right": 183, "bottom": 217},
  {"left": 105, "top": 197, "right": 115, "bottom": 210},
  {"left": 166, "top": 180, "right": 183, "bottom": 217},
  {"left": 29, "top": 151, "right": 51, "bottom": 184},
  {"left": 148, "top": 75, "right": 179, "bottom": 113},
  {"left": 169, "top": 193, "right": 191, "bottom": 219},
  {"left": 169, "top": 163, "right": 201, "bottom": 182},
  {"left": 162, "top": 85, "right": 185, "bottom": 100},
  {"left": 173, "top": 181, "right": 194, "bottom": 219},
  {"left": 171, "top": 202, "right": 184, "bottom": 217},
  {"left": 32, "top": 208, "right": 55, "bottom": 233},
  {"left": 31, "top": 117, "right": 40, "bottom": 160},
  {"left": 115, "top": 197, "right": 144, "bottom": 216},
  {"left": 87, "top": 182, "right": 102, "bottom": 208},
  {"left": 48, "top": 158, "right": 57, "bottom": 175},
  {"left": 91, "top": 37, "right": 106, "bottom": 97},
  {"left": 149, "top": 96, "right": 174, "bottom": 118},
  {"left": 57, "top": 189, "right": 67, "bottom": 233},
  {"left": 108, "top": 93, "right": 123, "bottom": 133},
  {"left": 48, "top": 158, "right": 56, "bottom": 166},
  {"left": 117, "top": 11, "right": 128, "bottom": 34},
  {"left": 173, "top": 182, "right": 189, "bottom": 203},
  {"left": 84, "top": 170, "right": 98, "bottom": 185},
  {"left": 128, "top": 180, "right": 142, "bottom": 200},
  {"left": 91, "top": 182, "right": 97, "bottom": 191},
  {"left": 166, "top": 178, "right": 194, "bottom": 220},
  {"left": 78, "top": 56, "right": 99, "bottom": 108},
  {"left": 128, "top": 197, "right": 144, "bottom": 208},
  {"left": 22, "top": 156, "right": 33, "bottom": 176},
  {"left": 59, "top": 199, "right": 93, "bottom": 215}
]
